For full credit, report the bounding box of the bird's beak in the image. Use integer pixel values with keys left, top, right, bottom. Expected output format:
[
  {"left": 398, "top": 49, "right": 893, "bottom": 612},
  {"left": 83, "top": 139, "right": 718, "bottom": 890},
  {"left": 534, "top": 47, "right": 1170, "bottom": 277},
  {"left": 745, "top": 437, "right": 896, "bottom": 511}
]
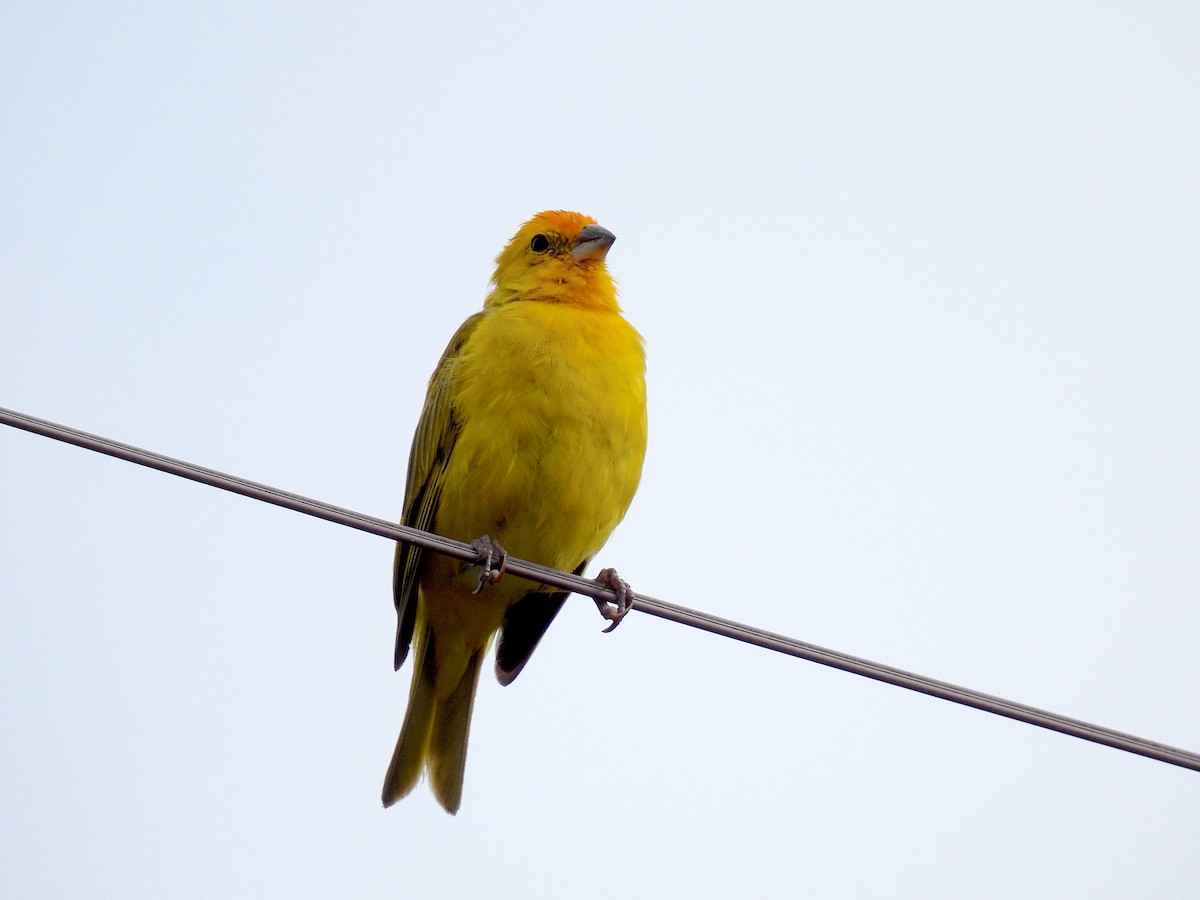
[{"left": 571, "top": 224, "right": 616, "bottom": 262}]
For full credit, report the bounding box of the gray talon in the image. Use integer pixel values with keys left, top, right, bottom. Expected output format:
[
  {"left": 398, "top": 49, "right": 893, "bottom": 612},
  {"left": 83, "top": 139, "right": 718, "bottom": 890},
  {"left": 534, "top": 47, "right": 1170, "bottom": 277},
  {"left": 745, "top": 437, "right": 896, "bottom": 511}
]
[
  {"left": 593, "top": 567, "right": 633, "bottom": 632},
  {"left": 469, "top": 535, "right": 508, "bottom": 594}
]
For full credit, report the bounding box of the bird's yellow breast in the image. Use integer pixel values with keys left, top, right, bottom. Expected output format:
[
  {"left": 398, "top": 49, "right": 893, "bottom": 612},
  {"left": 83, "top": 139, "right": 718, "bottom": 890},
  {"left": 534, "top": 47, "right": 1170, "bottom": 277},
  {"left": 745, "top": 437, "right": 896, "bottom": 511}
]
[{"left": 434, "top": 300, "right": 647, "bottom": 590}]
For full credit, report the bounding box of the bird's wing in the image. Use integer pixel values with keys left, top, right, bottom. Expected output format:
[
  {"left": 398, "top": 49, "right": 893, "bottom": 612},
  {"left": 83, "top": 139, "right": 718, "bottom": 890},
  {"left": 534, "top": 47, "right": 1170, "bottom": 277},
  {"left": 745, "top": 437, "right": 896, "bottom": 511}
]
[
  {"left": 494, "top": 559, "right": 590, "bottom": 685},
  {"left": 392, "top": 312, "right": 485, "bottom": 670}
]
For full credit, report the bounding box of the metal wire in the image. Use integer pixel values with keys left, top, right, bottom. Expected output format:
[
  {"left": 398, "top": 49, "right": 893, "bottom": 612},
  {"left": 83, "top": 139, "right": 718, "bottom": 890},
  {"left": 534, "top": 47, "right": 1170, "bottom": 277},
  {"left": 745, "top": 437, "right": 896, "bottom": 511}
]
[{"left": 3, "top": 404, "right": 1198, "bottom": 774}]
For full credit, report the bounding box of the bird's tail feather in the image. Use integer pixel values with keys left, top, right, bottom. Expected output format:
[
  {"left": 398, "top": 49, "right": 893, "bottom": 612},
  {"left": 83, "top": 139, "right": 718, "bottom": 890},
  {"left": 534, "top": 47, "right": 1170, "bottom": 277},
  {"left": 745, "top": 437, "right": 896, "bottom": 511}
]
[
  {"left": 427, "top": 646, "right": 482, "bottom": 815},
  {"left": 381, "top": 625, "right": 482, "bottom": 815}
]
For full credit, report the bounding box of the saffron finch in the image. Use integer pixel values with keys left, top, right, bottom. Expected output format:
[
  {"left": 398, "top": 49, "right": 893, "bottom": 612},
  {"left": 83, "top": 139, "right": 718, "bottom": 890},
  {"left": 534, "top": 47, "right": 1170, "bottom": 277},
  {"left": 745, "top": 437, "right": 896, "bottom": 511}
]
[{"left": 382, "top": 211, "right": 647, "bottom": 813}]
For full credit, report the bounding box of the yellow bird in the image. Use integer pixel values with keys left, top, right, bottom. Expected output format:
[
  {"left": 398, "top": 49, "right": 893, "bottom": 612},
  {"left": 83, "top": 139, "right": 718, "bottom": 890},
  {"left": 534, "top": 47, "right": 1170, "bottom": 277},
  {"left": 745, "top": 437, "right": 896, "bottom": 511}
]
[{"left": 383, "top": 211, "right": 648, "bottom": 814}]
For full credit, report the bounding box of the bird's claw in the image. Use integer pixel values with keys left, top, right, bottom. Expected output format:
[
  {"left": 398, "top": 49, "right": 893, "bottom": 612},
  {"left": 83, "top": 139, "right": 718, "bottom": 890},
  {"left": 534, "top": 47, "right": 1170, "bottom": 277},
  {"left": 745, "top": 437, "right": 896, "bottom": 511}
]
[
  {"left": 593, "top": 567, "right": 634, "bottom": 633},
  {"left": 469, "top": 535, "right": 508, "bottom": 594}
]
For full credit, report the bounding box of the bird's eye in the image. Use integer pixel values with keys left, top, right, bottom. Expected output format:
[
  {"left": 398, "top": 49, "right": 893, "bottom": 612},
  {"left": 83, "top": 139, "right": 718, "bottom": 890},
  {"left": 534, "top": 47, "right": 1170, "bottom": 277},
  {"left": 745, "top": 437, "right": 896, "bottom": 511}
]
[{"left": 530, "top": 234, "right": 551, "bottom": 253}]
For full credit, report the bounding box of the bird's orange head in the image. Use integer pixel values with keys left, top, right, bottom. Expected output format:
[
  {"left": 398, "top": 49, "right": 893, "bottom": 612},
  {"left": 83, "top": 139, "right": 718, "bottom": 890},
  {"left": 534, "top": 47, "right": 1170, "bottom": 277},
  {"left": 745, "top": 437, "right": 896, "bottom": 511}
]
[{"left": 486, "top": 211, "right": 619, "bottom": 311}]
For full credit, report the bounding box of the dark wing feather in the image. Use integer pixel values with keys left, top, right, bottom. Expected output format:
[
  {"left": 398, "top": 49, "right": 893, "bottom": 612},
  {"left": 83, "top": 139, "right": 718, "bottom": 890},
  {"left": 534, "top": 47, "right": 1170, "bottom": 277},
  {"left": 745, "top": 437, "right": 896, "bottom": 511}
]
[
  {"left": 393, "top": 313, "right": 485, "bottom": 670},
  {"left": 494, "top": 559, "right": 590, "bottom": 686}
]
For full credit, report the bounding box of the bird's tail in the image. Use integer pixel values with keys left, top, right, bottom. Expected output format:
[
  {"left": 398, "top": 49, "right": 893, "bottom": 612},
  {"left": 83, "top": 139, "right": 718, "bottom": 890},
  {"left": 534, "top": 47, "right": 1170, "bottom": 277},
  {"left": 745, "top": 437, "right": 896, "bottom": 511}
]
[{"left": 381, "top": 624, "right": 483, "bottom": 815}]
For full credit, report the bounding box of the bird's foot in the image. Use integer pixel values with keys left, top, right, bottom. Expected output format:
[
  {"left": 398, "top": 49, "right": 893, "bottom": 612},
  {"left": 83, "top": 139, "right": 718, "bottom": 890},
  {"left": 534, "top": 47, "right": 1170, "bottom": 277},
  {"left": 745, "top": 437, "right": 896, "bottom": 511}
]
[
  {"left": 469, "top": 535, "right": 508, "bottom": 594},
  {"left": 593, "top": 567, "right": 634, "bottom": 633}
]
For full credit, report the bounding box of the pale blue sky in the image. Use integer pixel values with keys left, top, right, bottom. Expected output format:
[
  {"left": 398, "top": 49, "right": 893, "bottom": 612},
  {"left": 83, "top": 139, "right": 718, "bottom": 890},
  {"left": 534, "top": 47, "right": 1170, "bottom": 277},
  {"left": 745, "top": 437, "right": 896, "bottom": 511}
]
[{"left": 3, "top": 2, "right": 1199, "bottom": 897}]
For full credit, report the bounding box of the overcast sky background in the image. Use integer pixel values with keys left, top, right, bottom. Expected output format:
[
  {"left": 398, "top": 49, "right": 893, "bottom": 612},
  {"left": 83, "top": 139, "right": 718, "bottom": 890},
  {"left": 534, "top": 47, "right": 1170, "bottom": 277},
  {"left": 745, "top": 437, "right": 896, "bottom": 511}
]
[{"left": 3, "top": 2, "right": 1199, "bottom": 897}]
